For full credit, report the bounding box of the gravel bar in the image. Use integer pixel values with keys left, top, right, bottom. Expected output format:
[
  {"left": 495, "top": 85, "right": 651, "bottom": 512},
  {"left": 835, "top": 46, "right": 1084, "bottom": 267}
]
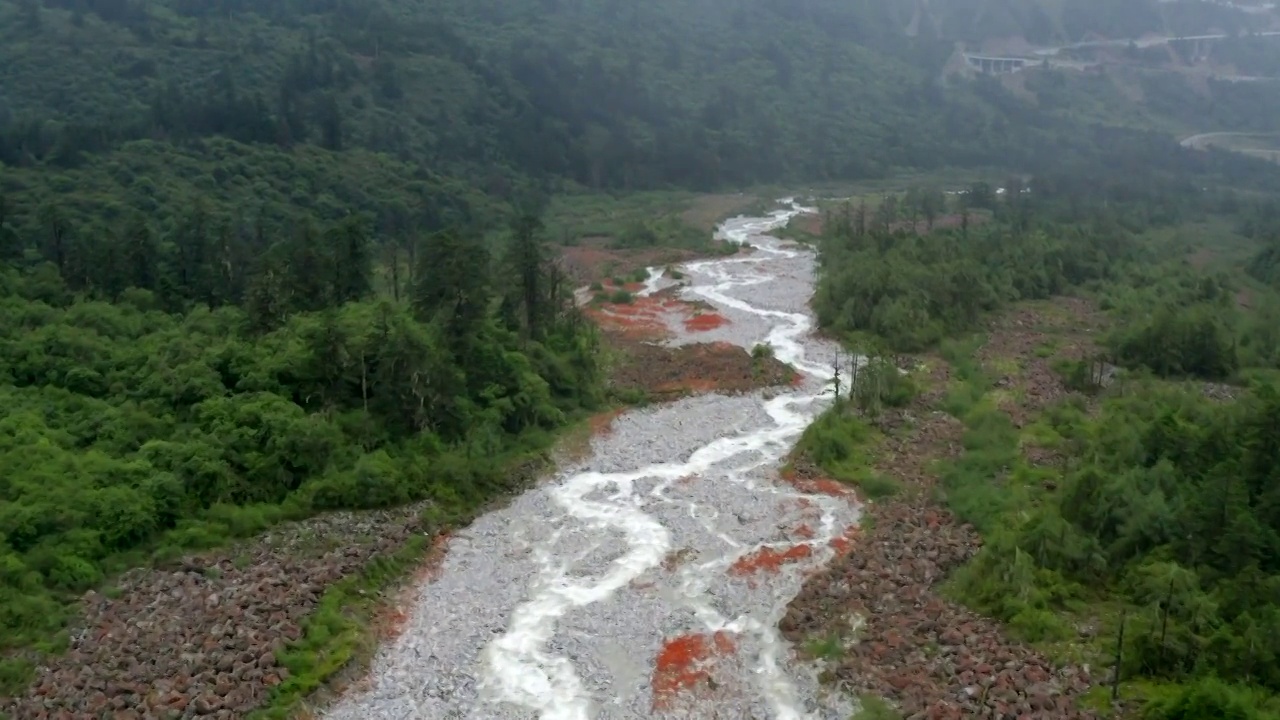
[{"left": 322, "top": 200, "right": 861, "bottom": 720}]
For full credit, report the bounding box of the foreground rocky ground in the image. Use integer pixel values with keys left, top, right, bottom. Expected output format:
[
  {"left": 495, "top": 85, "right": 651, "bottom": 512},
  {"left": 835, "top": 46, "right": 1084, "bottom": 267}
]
[
  {"left": 4, "top": 506, "right": 427, "bottom": 720},
  {"left": 781, "top": 298, "right": 1107, "bottom": 719}
]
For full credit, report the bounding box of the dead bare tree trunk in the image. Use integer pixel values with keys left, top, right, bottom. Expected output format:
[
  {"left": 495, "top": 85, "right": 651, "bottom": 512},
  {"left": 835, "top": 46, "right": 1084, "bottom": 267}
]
[
  {"left": 361, "top": 353, "right": 369, "bottom": 413},
  {"left": 1112, "top": 611, "right": 1127, "bottom": 701},
  {"left": 386, "top": 242, "right": 401, "bottom": 302},
  {"left": 831, "top": 353, "right": 842, "bottom": 402}
]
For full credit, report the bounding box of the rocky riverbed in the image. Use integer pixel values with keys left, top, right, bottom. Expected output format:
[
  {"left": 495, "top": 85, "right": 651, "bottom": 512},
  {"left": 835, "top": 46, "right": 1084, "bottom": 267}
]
[
  {"left": 2, "top": 202, "right": 1117, "bottom": 720},
  {"left": 2, "top": 200, "right": 849, "bottom": 720},
  {"left": 3, "top": 505, "right": 427, "bottom": 720},
  {"left": 780, "top": 301, "right": 1108, "bottom": 720},
  {"left": 320, "top": 201, "right": 865, "bottom": 720}
]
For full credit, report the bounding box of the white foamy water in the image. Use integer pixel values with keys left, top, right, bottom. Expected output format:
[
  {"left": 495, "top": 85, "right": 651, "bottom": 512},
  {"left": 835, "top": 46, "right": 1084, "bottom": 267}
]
[{"left": 322, "top": 199, "right": 861, "bottom": 720}]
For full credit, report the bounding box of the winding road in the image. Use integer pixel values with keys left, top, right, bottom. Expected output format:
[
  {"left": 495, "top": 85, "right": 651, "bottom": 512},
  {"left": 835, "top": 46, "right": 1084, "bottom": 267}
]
[
  {"left": 1031, "top": 29, "right": 1280, "bottom": 56},
  {"left": 1181, "top": 130, "right": 1280, "bottom": 146},
  {"left": 1181, "top": 131, "right": 1280, "bottom": 163},
  {"left": 321, "top": 200, "right": 862, "bottom": 719}
]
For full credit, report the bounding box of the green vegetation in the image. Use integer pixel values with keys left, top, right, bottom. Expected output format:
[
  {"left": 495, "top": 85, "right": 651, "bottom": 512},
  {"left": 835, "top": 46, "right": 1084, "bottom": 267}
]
[
  {"left": 250, "top": 533, "right": 434, "bottom": 720},
  {"left": 0, "top": 190, "right": 602, "bottom": 692},
  {"left": 813, "top": 179, "right": 1134, "bottom": 352},
  {"left": 1101, "top": 269, "right": 1243, "bottom": 380},
  {"left": 851, "top": 694, "right": 903, "bottom": 720},
  {"left": 809, "top": 170, "right": 1280, "bottom": 714},
  {"left": 947, "top": 364, "right": 1280, "bottom": 714},
  {"left": 900, "top": 0, "right": 1272, "bottom": 45},
  {"left": 791, "top": 355, "right": 915, "bottom": 500},
  {"left": 543, "top": 192, "right": 745, "bottom": 253},
  {"left": 6, "top": 0, "right": 1280, "bottom": 235},
  {"left": 805, "top": 633, "right": 844, "bottom": 661},
  {"left": 7, "top": 0, "right": 1280, "bottom": 713},
  {"left": 248, "top": 441, "right": 556, "bottom": 720},
  {"left": 793, "top": 411, "right": 891, "bottom": 499}
]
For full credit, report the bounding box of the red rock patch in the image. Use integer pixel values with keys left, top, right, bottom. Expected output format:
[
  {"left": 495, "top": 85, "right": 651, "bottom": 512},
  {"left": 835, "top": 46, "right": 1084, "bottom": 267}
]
[
  {"left": 683, "top": 312, "right": 729, "bottom": 332},
  {"left": 728, "top": 544, "right": 813, "bottom": 577},
  {"left": 651, "top": 631, "right": 737, "bottom": 709}
]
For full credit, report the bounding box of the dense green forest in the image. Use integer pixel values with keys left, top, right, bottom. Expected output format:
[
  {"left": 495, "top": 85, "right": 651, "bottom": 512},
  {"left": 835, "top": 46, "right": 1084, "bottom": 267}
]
[
  {"left": 4, "top": 0, "right": 1280, "bottom": 226},
  {"left": 809, "top": 171, "right": 1280, "bottom": 716},
  {"left": 812, "top": 163, "right": 1280, "bottom": 368},
  {"left": 0, "top": 186, "right": 602, "bottom": 689}
]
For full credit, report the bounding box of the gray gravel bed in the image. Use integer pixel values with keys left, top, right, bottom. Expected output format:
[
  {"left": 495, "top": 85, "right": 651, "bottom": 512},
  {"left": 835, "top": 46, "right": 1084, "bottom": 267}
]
[{"left": 322, "top": 200, "right": 859, "bottom": 720}]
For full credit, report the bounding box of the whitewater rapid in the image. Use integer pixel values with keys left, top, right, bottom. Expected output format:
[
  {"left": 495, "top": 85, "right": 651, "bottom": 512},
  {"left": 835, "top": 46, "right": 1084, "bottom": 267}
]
[{"left": 322, "top": 199, "right": 861, "bottom": 720}]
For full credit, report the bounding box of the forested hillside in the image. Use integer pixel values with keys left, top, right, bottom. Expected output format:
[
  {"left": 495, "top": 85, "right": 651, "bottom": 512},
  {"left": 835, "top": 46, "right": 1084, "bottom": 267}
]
[
  {"left": 903, "top": 0, "right": 1274, "bottom": 45},
  {"left": 0, "top": 186, "right": 602, "bottom": 693},
  {"left": 5, "top": 0, "right": 1280, "bottom": 229}
]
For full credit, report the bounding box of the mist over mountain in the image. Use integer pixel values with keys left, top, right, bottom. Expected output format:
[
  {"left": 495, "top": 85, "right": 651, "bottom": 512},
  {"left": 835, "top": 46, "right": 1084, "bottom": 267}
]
[
  {"left": 4, "top": 0, "right": 1280, "bottom": 226},
  {"left": 890, "top": 0, "right": 1276, "bottom": 45}
]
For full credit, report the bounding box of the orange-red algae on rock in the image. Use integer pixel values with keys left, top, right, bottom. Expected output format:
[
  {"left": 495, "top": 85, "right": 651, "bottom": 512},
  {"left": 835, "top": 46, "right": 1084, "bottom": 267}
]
[{"left": 651, "top": 631, "right": 737, "bottom": 708}]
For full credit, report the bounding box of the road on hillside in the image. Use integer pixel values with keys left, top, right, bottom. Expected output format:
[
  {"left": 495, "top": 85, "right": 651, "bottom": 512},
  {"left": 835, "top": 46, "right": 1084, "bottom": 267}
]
[{"left": 1181, "top": 130, "right": 1278, "bottom": 147}]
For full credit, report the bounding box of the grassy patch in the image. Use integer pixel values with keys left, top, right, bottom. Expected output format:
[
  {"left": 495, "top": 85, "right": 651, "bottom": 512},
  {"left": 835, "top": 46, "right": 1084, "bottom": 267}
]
[
  {"left": 776, "top": 222, "right": 821, "bottom": 246},
  {"left": 805, "top": 633, "right": 844, "bottom": 661},
  {"left": 935, "top": 399, "right": 1021, "bottom": 532},
  {"left": 989, "top": 357, "right": 1021, "bottom": 376},
  {"left": 246, "top": 432, "right": 573, "bottom": 718},
  {"left": 854, "top": 473, "right": 901, "bottom": 500},
  {"left": 246, "top": 533, "right": 433, "bottom": 720},
  {"left": 852, "top": 694, "right": 903, "bottom": 720},
  {"left": 544, "top": 191, "right": 767, "bottom": 252},
  {"left": 794, "top": 410, "right": 898, "bottom": 499},
  {"left": 932, "top": 335, "right": 1086, "bottom": 645}
]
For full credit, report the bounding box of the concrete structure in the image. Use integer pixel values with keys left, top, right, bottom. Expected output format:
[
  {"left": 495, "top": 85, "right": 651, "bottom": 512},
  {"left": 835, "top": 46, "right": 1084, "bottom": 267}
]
[{"left": 963, "top": 53, "right": 1030, "bottom": 75}]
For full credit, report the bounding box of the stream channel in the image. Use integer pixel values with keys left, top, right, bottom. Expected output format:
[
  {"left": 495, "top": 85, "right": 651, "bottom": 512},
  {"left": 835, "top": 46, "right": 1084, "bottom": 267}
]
[{"left": 323, "top": 199, "right": 863, "bottom": 720}]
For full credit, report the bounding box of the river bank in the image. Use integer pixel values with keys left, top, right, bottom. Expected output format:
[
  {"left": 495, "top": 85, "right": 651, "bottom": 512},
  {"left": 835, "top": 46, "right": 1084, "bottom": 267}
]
[
  {"left": 4, "top": 199, "right": 864, "bottom": 720},
  {"left": 782, "top": 299, "right": 1109, "bottom": 719},
  {"left": 318, "top": 201, "right": 867, "bottom": 719}
]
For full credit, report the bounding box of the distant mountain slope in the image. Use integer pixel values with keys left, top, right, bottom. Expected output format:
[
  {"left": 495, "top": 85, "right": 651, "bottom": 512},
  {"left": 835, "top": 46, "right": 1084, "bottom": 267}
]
[
  {"left": 906, "top": 0, "right": 1273, "bottom": 45},
  {"left": 1, "top": 0, "right": 1279, "bottom": 225}
]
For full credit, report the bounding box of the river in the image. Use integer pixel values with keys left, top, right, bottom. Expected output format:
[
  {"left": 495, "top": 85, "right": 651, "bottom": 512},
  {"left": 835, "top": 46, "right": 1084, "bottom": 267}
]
[{"left": 322, "top": 199, "right": 861, "bottom": 720}]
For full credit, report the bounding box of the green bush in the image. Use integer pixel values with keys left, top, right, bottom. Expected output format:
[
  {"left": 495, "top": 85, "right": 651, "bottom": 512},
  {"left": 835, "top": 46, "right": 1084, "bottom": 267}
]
[
  {"left": 938, "top": 404, "right": 1020, "bottom": 531},
  {"left": 1143, "top": 678, "right": 1280, "bottom": 720},
  {"left": 853, "top": 695, "right": 903, "bottom": 720},
  {"left": 794, "top": 410, "right": 895, "bottom": 497}
]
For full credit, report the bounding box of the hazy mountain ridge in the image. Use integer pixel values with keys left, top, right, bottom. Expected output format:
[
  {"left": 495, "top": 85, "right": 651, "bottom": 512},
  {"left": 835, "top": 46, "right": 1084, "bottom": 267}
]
[
  {"left": 897, "top": 0, "right": 1276, "bottom": 46},
  {"left": 2, "top": 0, "right": 1280, "bottom": 228}
]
